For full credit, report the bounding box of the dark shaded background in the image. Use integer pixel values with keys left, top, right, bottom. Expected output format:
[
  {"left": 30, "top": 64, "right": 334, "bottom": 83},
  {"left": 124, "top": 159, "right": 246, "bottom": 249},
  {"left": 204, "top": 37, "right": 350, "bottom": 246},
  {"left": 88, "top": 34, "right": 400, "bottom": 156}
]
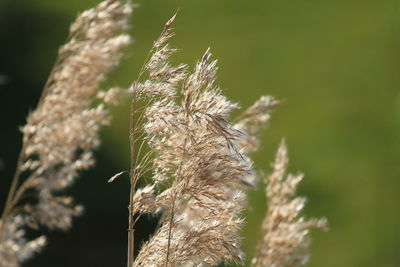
[{"left": 1, "top": 0, "right": 400, "bottom": 266}]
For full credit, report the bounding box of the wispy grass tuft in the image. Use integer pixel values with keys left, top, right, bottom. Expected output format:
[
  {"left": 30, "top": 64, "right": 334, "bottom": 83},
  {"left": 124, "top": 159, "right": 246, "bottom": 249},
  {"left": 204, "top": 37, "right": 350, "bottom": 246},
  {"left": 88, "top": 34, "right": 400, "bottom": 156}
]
[{"left": 0, "top": 0, "right": 132, "bottom": 265}]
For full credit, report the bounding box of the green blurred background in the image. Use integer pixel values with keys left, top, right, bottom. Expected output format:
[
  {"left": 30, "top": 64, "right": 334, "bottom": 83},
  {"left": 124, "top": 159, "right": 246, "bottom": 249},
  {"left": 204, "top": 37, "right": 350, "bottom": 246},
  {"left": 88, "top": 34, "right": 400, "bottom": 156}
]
[{"left": 1, "top": 0, "right": 400, "bottom": 266}]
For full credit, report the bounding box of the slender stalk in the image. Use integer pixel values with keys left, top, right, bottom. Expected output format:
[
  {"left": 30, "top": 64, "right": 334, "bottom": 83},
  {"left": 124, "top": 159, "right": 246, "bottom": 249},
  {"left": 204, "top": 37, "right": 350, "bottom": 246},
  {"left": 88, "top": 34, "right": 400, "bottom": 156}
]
[
  {"left": 0, "top": 34, "right": 71, "bottom": 227},
  {"left": 126, "top": 48, "right": 151, "bottom": 265},
  {"left": 127, "top": 89, "right": 137, "bottom": 267},
  {"left": 165, "top": 192, "right": 177, "bottom": 267},
  {"left": 127, "top": 13, "right": 180, "bottom": 266},
  {"left": 0, "top": 64, "right": 63, "bottom": 235},
  {"left": 0, "top": 137, "right": 28, "bottom": 224},
  {"left": 126, "top": 44, "right": 155, "bottom": 267},
  {"left": 165, "top": 129, "right": 188, "bottom": 267}
]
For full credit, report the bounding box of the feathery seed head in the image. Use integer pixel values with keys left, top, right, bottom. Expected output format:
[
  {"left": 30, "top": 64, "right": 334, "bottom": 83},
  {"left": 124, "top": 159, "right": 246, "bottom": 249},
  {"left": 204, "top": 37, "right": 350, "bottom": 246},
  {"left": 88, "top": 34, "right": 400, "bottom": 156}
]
[
  {"left": 252, "top": 141, "right": 328, "bottom": 267},
  {"left": 132, "top": 16, "right": 253, "bottom": 267},
  {"left": 0, "top": 1, "right": 133, "bottom": 265}
]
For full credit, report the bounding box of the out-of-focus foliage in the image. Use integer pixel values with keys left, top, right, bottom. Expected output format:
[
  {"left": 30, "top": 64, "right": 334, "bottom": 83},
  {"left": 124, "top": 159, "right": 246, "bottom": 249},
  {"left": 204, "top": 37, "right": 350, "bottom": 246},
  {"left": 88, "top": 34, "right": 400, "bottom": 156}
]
[{"left": 0, "top": 0, "right": 399, "bottom": 266}]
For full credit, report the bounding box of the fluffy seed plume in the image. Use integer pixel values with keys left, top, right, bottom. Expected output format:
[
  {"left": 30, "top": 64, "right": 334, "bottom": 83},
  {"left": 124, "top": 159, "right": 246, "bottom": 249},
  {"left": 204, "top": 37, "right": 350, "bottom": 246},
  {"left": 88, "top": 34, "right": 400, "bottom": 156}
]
[
  {"left": 252, "top": 141, "right": 328, "bottom": 267},
  {"left": 0, "top": 0, "right": 132, "bottom": 265},
  {"left": 129, "top": 15, "right": 255, "bottom": 267}
]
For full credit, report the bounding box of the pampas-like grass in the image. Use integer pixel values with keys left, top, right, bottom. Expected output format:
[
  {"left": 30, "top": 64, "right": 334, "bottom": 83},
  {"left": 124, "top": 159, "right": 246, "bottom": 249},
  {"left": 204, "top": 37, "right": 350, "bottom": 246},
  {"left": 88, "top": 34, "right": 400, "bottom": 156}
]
[
  {"left": 0, "top": 1, "right": 326, "bottom": 266},
  {"left": 251, "top": 142, "right": 328, "bottom": 267},
  {"left": 0, "top": 0, "right": 132, "bottom": 266},
  {"left": 130, "top": 17, "right": 249, "bottom": 266}
]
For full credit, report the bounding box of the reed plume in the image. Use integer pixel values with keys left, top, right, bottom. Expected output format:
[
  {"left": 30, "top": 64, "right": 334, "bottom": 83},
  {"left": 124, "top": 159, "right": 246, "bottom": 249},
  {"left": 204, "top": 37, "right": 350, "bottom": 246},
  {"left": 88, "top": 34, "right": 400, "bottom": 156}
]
[
  {"left": 0, "top": 0, "right": 132, "bottom": 266},
  {"left": 128, "top": 16, "right": 248, "bottom": 266},
  {"left": 251, "top": 142, "right": 328, "bottom": 267},
  {"left": 127, "top": 15, "right": 284, "bottom": 267}
]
